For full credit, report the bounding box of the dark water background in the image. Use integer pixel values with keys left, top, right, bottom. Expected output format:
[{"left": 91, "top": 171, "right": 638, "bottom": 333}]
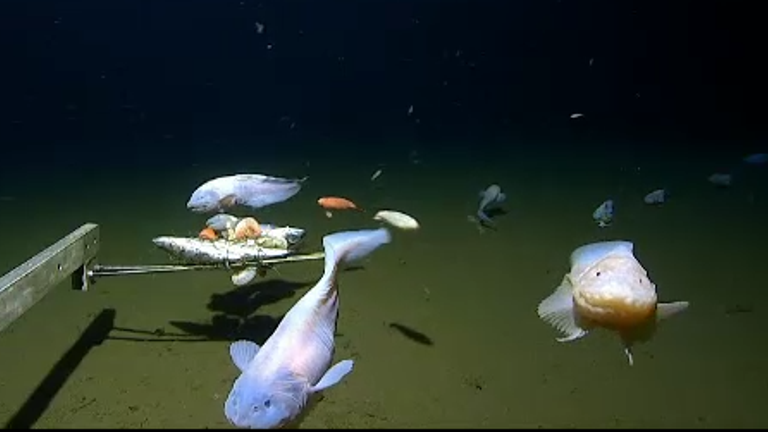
[{"left": 0, "top": 0, "right": 766, "bottom": 428}]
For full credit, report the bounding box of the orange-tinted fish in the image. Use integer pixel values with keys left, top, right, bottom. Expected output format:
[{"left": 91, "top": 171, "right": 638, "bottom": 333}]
[
  {"left": 233, "top": 217, "right": 262, "bottom": 240},
  {"left": 317, "top": 197, "right": 361, "bottom": 211},
  {"left": 537, "top": 241, "right": 688, "bottom": 366},
  {"left": 199, "top": 227, "right": 218, "bottom": 241}
]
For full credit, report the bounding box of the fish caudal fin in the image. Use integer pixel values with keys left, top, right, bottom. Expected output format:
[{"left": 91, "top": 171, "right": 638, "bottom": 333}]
[
  {"left": 537, "top": 277, "right": 588, "bottom": 342},
  {"left": 311, "top": 359, "right": 354, "bottom": 393},
  {"left": 321, "top": 228, "right": 392, "bottom": 278},
  {"left": 476, "top": 209, "right": 493, "bottom": 225}
]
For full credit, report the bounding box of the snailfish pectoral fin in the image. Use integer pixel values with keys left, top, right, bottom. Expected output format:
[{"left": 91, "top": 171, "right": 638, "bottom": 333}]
[
  {"left": 310, "top": 359, "right": 354, "bottom": 393},
  {"left": 229, "top": 340, "right": 260, "bottom": 372},
  {"left": 537, "top": 277, "right": 589, "bottom": 343}
]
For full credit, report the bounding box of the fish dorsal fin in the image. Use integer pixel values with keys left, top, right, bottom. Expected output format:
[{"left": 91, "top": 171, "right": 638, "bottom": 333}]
[
  {"left": 570, "top": 241, "right": 634, "bottom": 279},
  {"left": 230, "top": 340, "right": 260, "bottom": 372}
]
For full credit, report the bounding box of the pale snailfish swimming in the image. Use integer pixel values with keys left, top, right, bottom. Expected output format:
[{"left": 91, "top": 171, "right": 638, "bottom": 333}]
[
  {"left": 476, "top": 184, "right": 506, "bottom": 225},
  {"left": 224, "top": 227, "right": 392, "bottom": 429}
]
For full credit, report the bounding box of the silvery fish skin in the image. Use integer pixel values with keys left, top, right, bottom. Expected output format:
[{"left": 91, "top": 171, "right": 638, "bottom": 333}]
[
  {"left": 263, "top": 226, "right": 306, "bottom": 247},
  {"left": 187, "top": 174, "right": 307, "bottom": 213},
  {"left": 152, "top": 237, "right": 293, "bottom": 264},
  {"left": 224, "top": 228, "right": 392, "bottom": 429}
]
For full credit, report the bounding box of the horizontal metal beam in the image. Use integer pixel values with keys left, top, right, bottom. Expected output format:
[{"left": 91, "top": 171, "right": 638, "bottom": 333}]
[
  {"left": 0, "top": 223, "right": 100, "bottom": 334},
  {"left": 87, "top": 251, "right": 326, "bottom": 279}
]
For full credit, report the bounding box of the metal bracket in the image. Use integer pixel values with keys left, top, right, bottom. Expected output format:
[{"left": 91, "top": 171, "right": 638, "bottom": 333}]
[{"left": 0, "top": 223, "right": 100, "bottom": 334}]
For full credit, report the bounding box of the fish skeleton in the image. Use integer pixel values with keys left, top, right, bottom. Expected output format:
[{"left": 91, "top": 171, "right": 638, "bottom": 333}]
[
  {"left": 536, "top": 241, "right": 689, "bottom": 365},
  {"left": 224, "top": 228, "right": 392, "bottom": 429},
  {"left": 187, "top": 174, "right": 307, "bottom": 213},
  {"left": 152, "top": 227, "right": 305, "bottom": 264},
  {"left": 476, "top": 184, "right": 506, "bottom": 225}
]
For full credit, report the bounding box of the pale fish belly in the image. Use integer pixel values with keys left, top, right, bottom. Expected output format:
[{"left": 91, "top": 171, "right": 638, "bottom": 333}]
[
  {"left": 572, "top": 257, "right": 658, "bottom": 329},
  {"left": 280, "top": 295, "right": 338, "bottom": 386}
]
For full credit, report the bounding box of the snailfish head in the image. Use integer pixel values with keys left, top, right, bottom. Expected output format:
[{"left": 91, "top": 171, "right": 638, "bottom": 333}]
[
  {"left": 187, "top": 188, "right": 219, "bottom": 212},
  {"left": 224, "top": 375, "right": 298, "bottom": 429}
]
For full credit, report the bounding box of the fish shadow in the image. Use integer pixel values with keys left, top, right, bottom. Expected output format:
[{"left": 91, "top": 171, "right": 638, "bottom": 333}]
[
  {"left": 168, "top": 278, "right": 315, "bottom": 342},
  {"left": 470, "top": 207, "right": 507, "bottom": 232},
  {"left": 484, "top": 207, "right": 507, "bottom": 219},
  {"left": 341, "top": 264, "right": 366, "bottom": 273},
  {"left": 282, "top": 393, "right": 326, "bottom": 429},
  {"left": 388, "top": 322, "right": 434, "bottom": 346}
]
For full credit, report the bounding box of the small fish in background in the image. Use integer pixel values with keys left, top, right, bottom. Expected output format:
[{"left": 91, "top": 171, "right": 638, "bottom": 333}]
[
  {"left": 318, "top": 196, "right": 361, "bottom": 218},
  {"left": 474, "top": 184, "right": 506, "bottom": 227},
  {"left": 643, "top": 189, "right": 666, "bottom": 205},
  {"left": 187, "top": 174, "right": 307, "bottom": 213},
  {"left": 570, "top": 113, "right": 584, "bottom": 119},
  {"left": 318, "top": 196, "right": 360, "bottom": 211},
  {"left": 708, "top": 173, "right": 732, "bottom": 187},
  {"left": 408, "top": 149, "right": 421, "bottom": 165},
  {"left": 373, "top": 210, "right": 420, "bottom": 231},
  {"left": 743, "top": 153, "right": 768, "bottom": 165},
  {"left": 224, "top": 228, "right": 392, "bottom": 429},
  {"left": 592, "top": 199, "right": 614, "bottom": 227},
  {"left": 536, "top": 241, "right": 689, "bottom": 365},
  {"left": 370, "top": 169, "right": 382, "bottom": 181}
]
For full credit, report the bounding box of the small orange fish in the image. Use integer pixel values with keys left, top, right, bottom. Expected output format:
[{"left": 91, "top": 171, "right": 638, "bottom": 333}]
[
  {"left": 199, "top": 227, "right": 218, "bottom": 241},
  {"left": 317, "top": 196, "right": 361, "bottom": 211}
]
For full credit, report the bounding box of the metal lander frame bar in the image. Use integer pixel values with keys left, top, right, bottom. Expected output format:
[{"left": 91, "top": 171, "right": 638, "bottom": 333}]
[{"left": 0, "top": 223, "right": 324, "bottom": 334}]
